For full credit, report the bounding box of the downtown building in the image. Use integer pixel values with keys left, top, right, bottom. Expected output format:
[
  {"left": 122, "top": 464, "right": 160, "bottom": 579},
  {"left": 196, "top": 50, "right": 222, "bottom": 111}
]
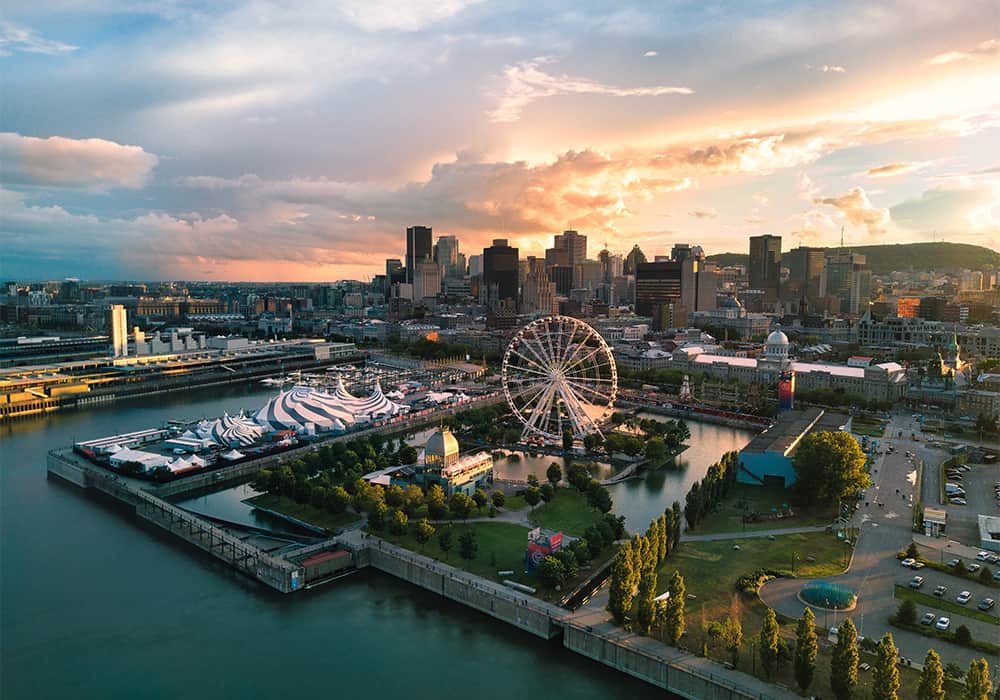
[{"left": 634, "top": 256, "right": 718, "bottom": 330}]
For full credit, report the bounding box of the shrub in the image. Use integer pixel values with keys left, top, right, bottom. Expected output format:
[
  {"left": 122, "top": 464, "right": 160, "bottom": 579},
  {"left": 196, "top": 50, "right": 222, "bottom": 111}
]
[
  {"left": 954, "top": 624, "right": 972, "bottom": 646},
  {"left": 736, "top": 569, "right": 782, "bottom": 594}
]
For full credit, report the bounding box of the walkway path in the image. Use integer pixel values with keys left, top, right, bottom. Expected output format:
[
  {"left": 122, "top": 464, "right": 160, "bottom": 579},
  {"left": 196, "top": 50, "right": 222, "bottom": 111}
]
[{"left": 680, "top": 524, "right": 829, "bottom": 542}]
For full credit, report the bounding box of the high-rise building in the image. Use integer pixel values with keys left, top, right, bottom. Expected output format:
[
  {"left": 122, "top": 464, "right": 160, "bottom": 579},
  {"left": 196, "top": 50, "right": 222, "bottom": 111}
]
[
  {"left": 821, "top": 250, "right": 871, "bottom": 316},
  {"left": 635, "top": 258, "right": 716, "bottom": 327},
  {"left": 521, "top": 256, "right": 557, "bottom": 315},
  {"left": 671, "top": 243, "right": 692, "bottom": 263},
  {"left": 624, "top": 244, "right": 647, "bottom": 276},
  {"left": 433, "top": 235, "right": 461, "bottom": 279},
  {"left": 783, "top": 246, "right": 825, "bottom": 305},
  {"left": 413, "top": 259, "right": 442, "bottom": 301},
  {"left": 896, "top": 297, "right": 920, "bottom": 318},
  {"left": 574, "top": 260, "right": 603, "bottom": 292},
  {"left": 467, "top": 254, "right": 483, "bottom": 278},
  {"left": 748, "top": 234, "right": 781, "bottom": 301},
  {"left": 405, "top": 226, "right": 433, "bottom": 284},
  {"left": 110, "top": 304, "right": 128, "bottom": 358},
  {"left": 482, "top": 239, "right": 519, "bottom": 308},
  {"left": 385, "top": 258, "right": 405, "bottom": 296},
  {"left": 550, "top": 230, "right": 587, "bottom": 269},
  {"left": 549, "top": 265, "right": 573, "bottom": 295}
]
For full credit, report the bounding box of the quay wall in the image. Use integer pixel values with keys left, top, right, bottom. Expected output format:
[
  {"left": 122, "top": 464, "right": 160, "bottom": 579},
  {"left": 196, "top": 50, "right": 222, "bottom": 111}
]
[
  {"left": 618, "top": 400, "right": 768, "bottom": 431},
  {"left": 361, "top": 542, "right": 561, "bottom": 640},
  {"left": 562, "top": 624, "right": 784, "bottom": 700}
]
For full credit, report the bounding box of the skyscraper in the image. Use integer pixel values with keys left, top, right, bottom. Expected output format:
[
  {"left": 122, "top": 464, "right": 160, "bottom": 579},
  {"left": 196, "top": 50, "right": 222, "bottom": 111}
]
[
  {"left": 782, "top": 246, "right": 825, "bottom": 306},
  {"left": 110, "top": 304, "right": 128, "bottom": 358},
  {"left": 405, "top": 226, "right": 433, "bottom": 284},
  {"left": 822, "top": 250, "right": 871, "bottom": 316},
  {"left": 482, "top": 239, "right": 519, "bottom": 308},
  {"left": 748, "top": 234, "right": 781, "bottom": 301},
  {"left": 548, "top": 230, "right": 587, "bottom": 269},
  {"left": 433, "top": 235, "right": 460, "bottom": 279},
  {"left": 635, "top": 258, "right": 716, "bottom": 328},
  {"left": 624, "top": 244, "right": 647, "bottom": 275},
  {"left": 413, "top": 259, "right": 442, "bottom": 300},
  {"left": 467, "top": 254, "right": 483, "bottom": 278}
]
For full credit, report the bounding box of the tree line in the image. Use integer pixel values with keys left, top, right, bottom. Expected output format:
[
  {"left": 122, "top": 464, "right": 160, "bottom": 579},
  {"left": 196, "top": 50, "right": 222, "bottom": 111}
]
[{"left": 683, "top": 450, "right": 739, "bottom": 530}]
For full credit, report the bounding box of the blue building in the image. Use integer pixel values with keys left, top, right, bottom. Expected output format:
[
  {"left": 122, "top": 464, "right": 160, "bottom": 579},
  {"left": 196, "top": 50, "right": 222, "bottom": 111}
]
[{"left": 738, "top": 407, "right": 852, "bottom": 488}]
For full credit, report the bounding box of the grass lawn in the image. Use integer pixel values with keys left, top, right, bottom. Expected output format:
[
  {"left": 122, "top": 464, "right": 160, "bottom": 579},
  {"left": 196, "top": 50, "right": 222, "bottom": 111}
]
[
  {"left": 528, "top": 488, "right": 605, "bottom": 536},
  {"left": 894, "top": 585, "right": 1000, "bottom": 626},
  {"left": 852, "top": 415, "right": 885, "bottom": 437},
  {"left": 502, "top": 494, "right": 529, "bottom": 511},
  {"left": 691, "top": 483, "right": 837, "bottom": 535},
  {"left": 246, "top": 493, "right": 360, "bottom": 531}
]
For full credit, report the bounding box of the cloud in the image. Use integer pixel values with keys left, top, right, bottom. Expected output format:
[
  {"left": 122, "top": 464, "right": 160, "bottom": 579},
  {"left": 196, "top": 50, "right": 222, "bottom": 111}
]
[
  {"left": 891, "top": 182, "right": 1000, "bottom": 237},
  {"left": 0, "top": 21, "right": 77, "bottom": 56},
  {"left": 813, "top": 186, "right": 890, "bottom": 235},
  {"left": 689, "top": 208, "right": 718, "bottom": 219},
  {"left": 928, "top": 38, "right": 998, "bottom": 65},
  {"left": 643, "top": 50, "right": 658, "bottom": 57},
  {"left": 753, "top": 192, "right": 769, "bottom": 207},
  {"left": 863, "top": 162, "right": 927, "bottom": 178},
  {"left": 488, "top": 60, "right": 692, "bottom": 122},
  {"left": 806, "top": 64, "right": 847, "bottom": 73},
  {"left": 334, "top": 0, "right": 485, "bottom": 32},
  {"left": 0, "top": 132, "right": 158, "bottom": 190}
]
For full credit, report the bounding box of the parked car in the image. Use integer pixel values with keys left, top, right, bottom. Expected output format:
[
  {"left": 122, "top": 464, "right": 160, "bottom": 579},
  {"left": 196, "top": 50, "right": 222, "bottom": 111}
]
[
  {"left": 933, "top": 585, "right": 947, "bottom": 597},
  {"left": 993, "top": 570, "right": 1000, "bottom": 582},
  {"left": 978, "top": 598, "right": 996, "bottom": 611},
  {"left": 909, "top": 576, "right": 925, "bottom": 588},
  {"left": 947, "top": 558, "right": 961, "bottom": 568},
  {"left": 957, "top": 591, "right": 972, "bottom": 604},
  {"left": 935, "top": 617, "right": 951, "bottom": 631},
  {"left": 901, "top": 558, "right": 916, "bottom": 568},
  {"left": 911, "top": 561, "right": 925, "bottom": 570},
  {"left": 976, "top": 551, "right": 991, "bottom": 561},
  {"left": 950, "top": 499, "right": 967, "bottom": 505},
  {"left": 967, "top": 563, "right": 982, "bottom": 573},
  {"left": 920, "top": 612, "right": 936, "bottom": 625}
]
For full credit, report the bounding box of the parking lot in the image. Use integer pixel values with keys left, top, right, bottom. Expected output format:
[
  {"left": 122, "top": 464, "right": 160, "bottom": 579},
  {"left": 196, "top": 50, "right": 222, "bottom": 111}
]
[
  {"left": 898, "top": 560, "right": 998, "bottom": 641},
  {"left": 939, "top": 459, "right": 1000, "bottom": 543}
]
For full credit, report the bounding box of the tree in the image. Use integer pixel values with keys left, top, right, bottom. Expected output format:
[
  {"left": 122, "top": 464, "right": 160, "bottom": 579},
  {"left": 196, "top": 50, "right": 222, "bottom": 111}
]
[
  {"left": 389, "top": 508, "right": 408, "bottom": 535},
  {"left": 554, "top": 549, "right": 579, "bottom": 580},
  {"left": 759, "top": 608, "right": 780, "bottom": 679},
  {"left": 438, "top": 528, "right": 453, "bottom": 559},
  {"left": 491, "top": 490, "right": 506, "bottom": 508},
  {"left": 458, "top": 530, "right": 478, "bottom": 560},
  {"left": 955, "top": 624, "right": 972, "bottom": 646},
  {"left": 707, "top": 615, "right": 742, "bottom": 667},
  {"left": 606, "top": 549, "right": 635, "bottom": 624},
  {"left": 830, "top": 618, "right": 859, "bottom": 700},
  {"left": 663, "top": 570, "right": 686, "bottom": 644},
  {"left": 964, "top": 659, "right": 992, "bottom": 700},
  {"left": 917, "top": 649, "right": 945, "bottom": 700},
  {"left": 644, "top": 436, "right": 668, "bottom": 463},
  {"left": 562, "top": 429, "right": 574, "bottom": 451},
  {"left": 635, "top": 570, "right": 659, "bottom": 634},
  {"left": 793, "top": 431, "right": 870, "bottom": 506},
  {"left": 794, "top": 607, "right": 818, "bottom": 692},
  {"left": 385, "top": 484, "right": 405, "bottom": 508},
  {"left": 413, "top": 518, "right": 435, "bottom": 549},
  {"left": 326, "top": 485, "right": 350, "bottom": 513},
  {"left": 979, "top": 566, "right": 993, "bottom": 584},
  {"left": 872, "top": 633, "right": 900, "bottom": 700},
  {"left": 540, "top": 483, "right": 555, "bottom": 503},
  {"left": 546, "top": 462, "right": 562, "bottom": 486},
  {"left": 567, "top": 464, "right": 591, "bottom": 491},
  {"left": 448, "top": 492, "right": 475, "bottom": 520},
  {"left": 472, "top": 488, "right": 488, "bottom": 511},
  {"left": 895, "top": 598, "right": 917, "bottom": 625},
  {"left": 657, "top": 514, "right": 669, "bottom": 562},
  {"left": 671, "top": 502, "right": 683, "bottom": 547},
  {"left": 527, "top": 474, "right": 540, "bottom": 488},
  {"left": 426, "top": 484, "right": 447, "bottom": 519},
  {"left": 403, "top": 484, "right": 425, "bottom": 516},
  {"left": 537, "top": 556, "right": 567, "bottom": 588},
  {"left": 586, "top": 482, "right": 613, "bottom": 513},
  {"left": 524, "top": 486, "right": 541, "bottom": 509},
  {"left": 906, "top": 541, "right": 920, "bottom": 559},
  {"left": 397, "top": 444, "right": 418, "bottom": 464}
]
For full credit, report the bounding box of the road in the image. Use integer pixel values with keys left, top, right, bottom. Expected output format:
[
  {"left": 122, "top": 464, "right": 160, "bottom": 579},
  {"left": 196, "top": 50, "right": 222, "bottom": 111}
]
[{"left": 760, "top": 412, "right": 993, "bottom": 668}]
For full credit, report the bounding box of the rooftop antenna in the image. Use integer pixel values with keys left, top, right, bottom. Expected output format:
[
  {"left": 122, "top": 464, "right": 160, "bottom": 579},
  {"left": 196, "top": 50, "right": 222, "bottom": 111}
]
[{"left": 839, "top": 225, "right": 845, "bottom": 249}]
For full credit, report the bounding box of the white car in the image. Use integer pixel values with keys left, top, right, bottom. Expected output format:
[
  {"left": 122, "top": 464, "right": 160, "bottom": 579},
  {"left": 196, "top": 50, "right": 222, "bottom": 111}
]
[
  {"left": 957, "top": 591, "right": 972, "bottom": 604},
  {"left": 976, "top": 551, "right": 991, "bottom": 561},
  {"left": 935, "top": 617, "right": 951, "bottom": 631},
  {"left": 901, "top": 558, "right": 916, "bottom": 568}
]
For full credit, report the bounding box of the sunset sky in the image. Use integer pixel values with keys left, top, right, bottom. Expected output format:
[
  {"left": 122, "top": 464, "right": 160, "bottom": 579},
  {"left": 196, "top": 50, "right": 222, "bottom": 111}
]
[{"left": 2, "top": 0, "right": 999, "bottom": 282}]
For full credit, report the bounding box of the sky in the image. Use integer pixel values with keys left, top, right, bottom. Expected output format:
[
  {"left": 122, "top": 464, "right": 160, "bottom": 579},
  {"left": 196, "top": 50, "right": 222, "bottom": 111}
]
[{"left": 1, "top": 0, "right": 999, "bottom": 282}]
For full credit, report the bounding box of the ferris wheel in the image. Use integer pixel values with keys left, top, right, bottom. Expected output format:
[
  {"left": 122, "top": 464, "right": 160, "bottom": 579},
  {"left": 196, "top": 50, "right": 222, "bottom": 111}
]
[{"left": 501, "top": 315, "right": 617, "bottom": 442}]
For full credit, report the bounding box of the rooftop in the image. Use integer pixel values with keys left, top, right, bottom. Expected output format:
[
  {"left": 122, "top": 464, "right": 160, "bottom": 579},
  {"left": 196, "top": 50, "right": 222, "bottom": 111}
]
[{"left": 741, "top": 408, "right": 850, "bottom": 456}]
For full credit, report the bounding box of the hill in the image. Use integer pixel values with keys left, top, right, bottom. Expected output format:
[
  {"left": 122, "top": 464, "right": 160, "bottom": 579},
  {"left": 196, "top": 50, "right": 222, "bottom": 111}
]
[{"left": 706, "top": 242, "right": 1000, "bottom": 275}]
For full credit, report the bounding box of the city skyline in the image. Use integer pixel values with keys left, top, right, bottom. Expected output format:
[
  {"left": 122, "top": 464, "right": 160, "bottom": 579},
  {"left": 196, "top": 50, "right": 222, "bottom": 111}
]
[{"left": 2, "top": 1, "right": 999, "bottom": 281}]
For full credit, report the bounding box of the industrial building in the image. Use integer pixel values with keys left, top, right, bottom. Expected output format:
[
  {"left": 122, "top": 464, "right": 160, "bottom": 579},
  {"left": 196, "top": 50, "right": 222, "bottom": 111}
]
[{"left": 738, "top": 407, "right": 852, "bottom": 487}]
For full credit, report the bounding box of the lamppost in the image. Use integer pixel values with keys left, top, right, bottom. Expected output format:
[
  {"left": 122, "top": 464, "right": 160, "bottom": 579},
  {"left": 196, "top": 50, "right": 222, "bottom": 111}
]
[{"left": 792, "top": 551, "right": 798, "bottom": 574}]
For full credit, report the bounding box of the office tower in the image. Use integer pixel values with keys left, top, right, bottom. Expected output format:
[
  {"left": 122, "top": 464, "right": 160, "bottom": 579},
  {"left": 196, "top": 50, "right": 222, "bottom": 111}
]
[
  {"left": 550, "top": 230, "right": 587, "bottom": 269},
  {"left": 549, "top": 266, "right": 573, "bottom": 295},
  {"left": 544, "top": 246, "right": 569, "bottom": 268},
  {"left": 598, "top": 249, "right": 624, "bottom": 283},
  {"left": 671, "top": 243, "right": 692, "bottom": 263},
  {"left": 110, "top": 304, "right": 128, "bottom": 358},
  {"left": 522, "top": 256, "right": 557, "bottom": 315},
  {"left": 635, "top": 258, "right": 717, "bottom": 327},
  {"left": 575, "top": 260, "right": 603, "bottom": 291},
  {"left": 624, "top": 244, "right": 647, "bottom": 276},
  {"left": 433, "top": 235, "right": 461, "bottom": 279},
  {"left": 59, "top": 278, "right": 81, "bottom": 303},
  {"left": 821, "top": 250, "right": 871, "bottom": 316},
  {"left": 405, "top": 226, "right": 433, "bottom": 284},
  {"left": 748, "top": 234, "right": 781, "bottom": 301},
  {"left": 467, "top": 254, "right": 483, "bottom": 278},
  {"left": 783, "top": 246, "right": 825, "bottom": 305},
  {"left": 413, "top": 259, "right": 442, "bottom": 300},
  {"left": 482, "top": 239, "right": 519, "bottom": 308},
  {"left": 385, "top": 258, "right": 405, "bottom": 296},
  {"left": 455, "top": 252, "right": 466, "bottom": 277}
]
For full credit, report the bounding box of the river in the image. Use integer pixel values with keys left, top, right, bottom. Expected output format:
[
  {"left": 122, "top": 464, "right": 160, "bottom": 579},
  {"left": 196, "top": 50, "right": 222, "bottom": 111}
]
[{"left": 1, "top": 382, "right": 676, "bottom": 699}]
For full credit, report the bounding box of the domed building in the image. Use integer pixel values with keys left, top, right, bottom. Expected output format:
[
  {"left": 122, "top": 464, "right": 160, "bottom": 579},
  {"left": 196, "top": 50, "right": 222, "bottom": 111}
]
[
  {"left": 421, "top": 427, "right": 494, "bottom": 496},
  {"left": 424, "top": 427, "right": 460, "bottom": 469},
  {"left": 763, "top": 327, "right": 791, "bottom": 363}
]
